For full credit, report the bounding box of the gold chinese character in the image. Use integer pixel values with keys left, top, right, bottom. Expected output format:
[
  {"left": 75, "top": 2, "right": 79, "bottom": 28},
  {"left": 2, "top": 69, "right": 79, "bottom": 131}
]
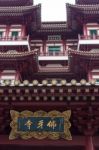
[
  {"left": 25, "top": 120, "right": 33, "bottom": 130},
  {"left": 47, "top": 120, "right": 57, "bottom": 130},
  {"left": 37, "top": 120, "right": 44, "bottom": 129}
]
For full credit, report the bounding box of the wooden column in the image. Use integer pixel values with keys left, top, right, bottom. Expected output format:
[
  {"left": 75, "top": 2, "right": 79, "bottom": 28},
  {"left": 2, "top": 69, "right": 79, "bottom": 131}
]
[
  {"left": 43, "top": 40, "right": 46, "bottom": 55},
  {"left": 83, "top": 24, "right": 87, "bottom": 36},
  {"left": 85, "top": 135, "right": 94, "bottom": 150},
  {"left": 21, "top": 25, "right": 25, "bottom": 37},
  {"left": 6, "top": 25, "right": 10, "bottom": 38},
  {"left": 62, "top": 40, "right": 66, "bottom": 55}
]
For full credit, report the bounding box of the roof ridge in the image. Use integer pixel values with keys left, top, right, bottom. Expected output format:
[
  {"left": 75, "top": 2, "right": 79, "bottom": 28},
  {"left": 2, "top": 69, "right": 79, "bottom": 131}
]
[
  {"left": 0, "top": 4, "right": 40, "bottom": 9},
  {"left": 0, "top": 0, "right": 33, "bottom": 7}
]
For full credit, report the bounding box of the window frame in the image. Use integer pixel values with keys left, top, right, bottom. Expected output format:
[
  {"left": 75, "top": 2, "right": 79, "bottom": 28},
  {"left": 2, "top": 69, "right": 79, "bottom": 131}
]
[
  {"left": 48, "top": 46, "right": 61, "bottom": 56},
  {"left": 11, "top": 31, "right": 19, "bottom": 37},
  {"left": 89, "top": 29, "right": 98, "bottom": 36},
  {"left": 48, "top": 35, "right": 61, "bottom": 41}
]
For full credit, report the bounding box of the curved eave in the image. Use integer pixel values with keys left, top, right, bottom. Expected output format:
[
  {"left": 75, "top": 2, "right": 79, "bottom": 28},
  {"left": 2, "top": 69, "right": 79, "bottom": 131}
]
[
  {"left": 0, "top": 4, "right": 41, "bottom": 16},
  {"left": 76, "top": 0, "right": 99, "bottom": 5},
  {"left": 0, "top": 51, "right": 37, "bottom": 60},
  {"left": 66, "top": 3, "right": 99, "bottom": 29},
  {"left": 37, "top": 29, "right": 68, "bottom": 33},
  {"left": 0, "top": 0, "right": 33, "bottom": 7},
  {"left": 66, "top": 3, "right": 99, "bottom": 13},
  {"left": 36, "top": 21, "right": 69, "bottom": 33},
  {"left": 68, "top": 49, "right": 99, "bottom": 59}
]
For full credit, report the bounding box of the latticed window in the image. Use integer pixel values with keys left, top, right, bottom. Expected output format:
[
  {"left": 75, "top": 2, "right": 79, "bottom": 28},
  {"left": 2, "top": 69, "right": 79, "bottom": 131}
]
[
  {"left": 0, "top": 31, "right": 3, "bottom": 37},
  {"left": 96, "top": 79, "right": 99, "bottom": 83},
  {"left": 48, "top": 46, "right": 61, "bottom": 55},
  {"left": 11, "top": 31, "right": 19, "bottom": 37},
  {"left": 48, "top": 35, "right": 61, "bottom": 41},
  {"left": 48, "top": 46, "right": 60, "bottom": 51},
  {"left": 90, "top": 30, "right": 97, "bottom": 36}
]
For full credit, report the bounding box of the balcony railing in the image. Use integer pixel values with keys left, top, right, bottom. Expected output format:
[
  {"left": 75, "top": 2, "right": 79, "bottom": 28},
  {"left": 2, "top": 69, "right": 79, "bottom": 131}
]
[
  {"left": 0, "top": 36, "right": 29, "bottom": 41},
  {"left": 39, "top": 65, "right": 69, "bottom": 72},
  {"left": 78, "top": 34, "right": 99, "bottom": 40},
  {"left": 0, "top": 35, "right": 30, "bottom": 51},
  {"left": 39, "top": 52, "right": 68, "bottom": 56}
]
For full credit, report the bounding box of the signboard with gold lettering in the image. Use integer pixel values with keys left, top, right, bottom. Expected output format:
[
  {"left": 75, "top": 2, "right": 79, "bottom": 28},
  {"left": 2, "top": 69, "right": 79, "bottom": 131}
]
[
  {"left": 18, "top": 117, "right": 64, "bottom": 132},
  {"left": 9, "top": 110, "right": 72, "bottom": 140}
]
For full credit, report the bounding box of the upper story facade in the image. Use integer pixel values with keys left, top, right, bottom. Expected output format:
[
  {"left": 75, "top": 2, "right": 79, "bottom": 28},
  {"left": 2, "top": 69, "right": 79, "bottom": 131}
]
[
  {"left": 0, "top": 0, "right": 99, "bottom": 53},
  {"left": 1, "top": 0, "right": 99, "bottom": 56},
  {"left": 0, "top": 0, "right": 41, "bottom": 52},
  {"left": 0, "top": 0, "right": 99, "bottom": 83}
]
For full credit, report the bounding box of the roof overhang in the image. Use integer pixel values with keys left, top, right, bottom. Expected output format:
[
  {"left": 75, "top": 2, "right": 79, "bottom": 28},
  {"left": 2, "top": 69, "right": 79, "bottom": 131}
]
[
  {"left": 76, "top": 0, "right": 99, "bottom": 5},
  {"left": 66, "top": 3, "right": 99, "bottom": 30},
  {"left": 0, "top": 0, "right": 33, "bottom": 7}
]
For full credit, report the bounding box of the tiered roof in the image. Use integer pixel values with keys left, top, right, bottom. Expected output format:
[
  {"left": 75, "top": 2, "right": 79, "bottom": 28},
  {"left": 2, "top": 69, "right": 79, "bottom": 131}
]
[
  {"left": 0, "top": 50, "right": 36, "bottom": 60},
  {"left": 0, "top": 50, "right": 38, "bottom": 80},
  {"left": 38, "top": 22, "right": 68, "bottom": 33},
  {"left": 0, "top": 1, "right": 41, "bottom": 29},
  {"left": 0, "top": 0, "right": 33, "bottom": 7},
  {"left": 0, "top": 5, "right": 41, "bottom": 17},
  {"left": 0, "top": 0, "right": 41, "bottom": 29},
  {"left": 68, "top": 49, "right": 99, "bottom": 60},
  {"left": 67, "top": 3, "right": 99, "bottom": 14},
  {"left": 76, "top": 0, "right": 99, "bottom": 5},
  {"left": 66, "top": 3, "right": 99, "bottom": 30}
]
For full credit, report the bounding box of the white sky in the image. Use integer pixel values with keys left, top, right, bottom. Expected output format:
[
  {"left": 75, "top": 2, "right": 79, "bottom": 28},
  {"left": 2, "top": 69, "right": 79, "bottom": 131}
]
[{"left": 34, "top": 0, "right": 75, "bottom": 21}]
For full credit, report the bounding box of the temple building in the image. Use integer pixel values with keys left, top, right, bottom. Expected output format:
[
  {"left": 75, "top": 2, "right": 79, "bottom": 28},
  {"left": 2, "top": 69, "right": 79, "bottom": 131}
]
[{"left": 0, "top": 0, "right": 99, "bottom": 150}]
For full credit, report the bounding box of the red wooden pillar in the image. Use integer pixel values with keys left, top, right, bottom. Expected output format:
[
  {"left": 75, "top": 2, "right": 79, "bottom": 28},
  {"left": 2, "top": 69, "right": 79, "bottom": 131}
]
[
  {"left": 85, "top": 136, "right": 94, "bottom": 150},
  {"left": 83, "top": 24, "right": 87, "bottom": 36},
  {"left": 21, "top": 25, "right": 25, "bottom": 37},
  {"left": 62, "top": 40, "right": 66, "bottom": 55},
  {"left": 43, "top": 40, "right": 46, "bottom": 55},
  {"left": 6, "top": 25, "right": 10, "bottom": 38}
]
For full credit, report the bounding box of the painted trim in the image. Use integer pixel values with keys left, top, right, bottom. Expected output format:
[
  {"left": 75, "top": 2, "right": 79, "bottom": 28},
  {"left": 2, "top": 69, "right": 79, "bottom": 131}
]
[
  {"left": 38, "top": 56, "right": 68, "bottom": 61},
  {"left": 0, "top": 41, "right": 29, "bottom": 46},
  {"left": 93, "top": 75, "right": 99, "bottom": 78},
  {"left": 79, "top": 39, "right": 99, "bottom": 45}
]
